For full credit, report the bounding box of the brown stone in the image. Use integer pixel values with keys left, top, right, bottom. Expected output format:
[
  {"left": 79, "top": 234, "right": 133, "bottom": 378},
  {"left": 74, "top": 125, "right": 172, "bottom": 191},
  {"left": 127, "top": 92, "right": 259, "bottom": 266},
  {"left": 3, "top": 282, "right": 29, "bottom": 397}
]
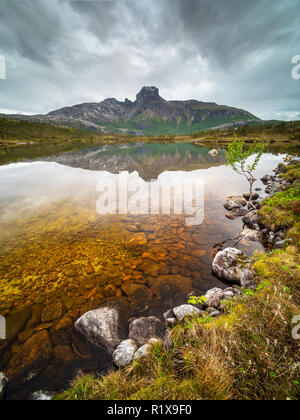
[
  {"left": 125, "top": 233, "right": 147, "bottom": 249},
  {"left": 41, "top": 300, "right": 63, "bottom": 323},
  {"left": 121, "top": 283, "right": 152, "bottom": 301},
  {"left": 5, "top": 330, "right": 53, "bottom": 388},
  {"left": 151, "top": 275, "right": 192, "bottom": 297},
  {"left": 103, "top": 284, "right": 117, "bottom": 297},
  {"left": 53, "top": 345, "right": 73, "bottom": 362},
  {"left": 54, "top": 317, "right": 73, "bottom": 332}
]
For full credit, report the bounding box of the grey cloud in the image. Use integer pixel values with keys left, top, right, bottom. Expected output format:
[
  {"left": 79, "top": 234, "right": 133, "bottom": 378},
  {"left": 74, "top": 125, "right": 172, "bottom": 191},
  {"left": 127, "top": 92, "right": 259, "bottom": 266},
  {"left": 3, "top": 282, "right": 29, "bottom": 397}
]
[{"left": 0, "top": 0, "right": 299, "bottom": 120}]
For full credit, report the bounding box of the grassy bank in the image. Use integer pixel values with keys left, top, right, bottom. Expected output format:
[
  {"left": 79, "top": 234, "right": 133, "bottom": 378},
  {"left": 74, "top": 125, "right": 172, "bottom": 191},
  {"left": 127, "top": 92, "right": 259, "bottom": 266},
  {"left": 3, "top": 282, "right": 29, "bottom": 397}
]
[{"left": 56, "top": 164, "right": 300, "bottom": 401}]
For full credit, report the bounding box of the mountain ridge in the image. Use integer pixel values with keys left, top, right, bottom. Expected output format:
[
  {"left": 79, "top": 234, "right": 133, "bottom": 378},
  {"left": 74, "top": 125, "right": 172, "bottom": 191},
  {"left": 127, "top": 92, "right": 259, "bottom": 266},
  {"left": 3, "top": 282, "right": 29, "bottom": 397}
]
[{"left": 2, "top": 86, "right": 259, "bottom": 136}]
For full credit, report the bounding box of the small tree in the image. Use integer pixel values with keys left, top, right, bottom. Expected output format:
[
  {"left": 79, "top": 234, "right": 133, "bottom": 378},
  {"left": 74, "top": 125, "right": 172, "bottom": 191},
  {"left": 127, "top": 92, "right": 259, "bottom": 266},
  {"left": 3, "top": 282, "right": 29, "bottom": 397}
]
[{"left": 226, "top": 136, "right": 265, "bottom": 202}]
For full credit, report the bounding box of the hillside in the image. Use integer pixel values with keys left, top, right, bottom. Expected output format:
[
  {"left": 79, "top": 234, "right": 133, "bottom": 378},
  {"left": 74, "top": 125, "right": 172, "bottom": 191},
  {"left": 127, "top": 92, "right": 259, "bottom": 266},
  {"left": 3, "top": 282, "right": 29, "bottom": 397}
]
[{"left": 2, "top": 87, "right": 259, "bottom": 136}]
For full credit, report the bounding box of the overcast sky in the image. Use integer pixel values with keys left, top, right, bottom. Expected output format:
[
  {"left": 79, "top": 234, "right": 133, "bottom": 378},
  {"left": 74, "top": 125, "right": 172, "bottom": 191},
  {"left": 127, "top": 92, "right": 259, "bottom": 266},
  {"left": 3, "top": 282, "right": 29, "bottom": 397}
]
[{"left": 0, "top": 0, "right": 299, "bottom": 120}]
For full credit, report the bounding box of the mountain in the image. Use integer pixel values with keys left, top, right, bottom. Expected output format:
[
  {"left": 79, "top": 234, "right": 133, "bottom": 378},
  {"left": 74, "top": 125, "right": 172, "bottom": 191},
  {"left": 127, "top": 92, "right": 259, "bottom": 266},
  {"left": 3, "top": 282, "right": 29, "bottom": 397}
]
[{"left": 2, "top": 87, "right": 259, "bottom": 136}]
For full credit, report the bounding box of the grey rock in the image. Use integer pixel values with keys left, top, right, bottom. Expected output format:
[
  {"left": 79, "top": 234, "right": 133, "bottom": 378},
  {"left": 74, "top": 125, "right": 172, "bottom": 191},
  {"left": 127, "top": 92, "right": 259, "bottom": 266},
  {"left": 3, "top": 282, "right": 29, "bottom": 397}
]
[
  {"left": 29, "top": 390, "right": 54, "bottom": 401},
  {"left": 133, "top": 343, "right": 151, "bottom": 361},
  {"left": 165, "top": 318, "right": 177, "bottom": 327},
  {"left": 243, "top": 192, "right": 259, "bottom": 201},
  {"left": 173, "top": 304, "right": 201, "bottom": 321},
  {"left": 129, "top": 316, "right": 165, "bottom": 345},
  {"left": 224, "top": 196, "right": 247, "bottom": 211},
  {"left": 163, "top": 309, "right": 175, "bottom": 320},
  {"left": 205, "top": 288, "right": 224, "bottom": 308},
  {"left": 239, "top": 227, "right": 260, "bottom": 242},
  {"left": 0, "top": 372, "right": 7, "bottom": 400},
  {"left": 112, "top": 339, "right": 138, "bottom": 368},
  {"left": 210, "top": 310, "right": 221, "bottom": 318},
  {"left": 261, "top": 174, "right": 272, "bottom": 184},
  {"left": 212, "top": 247, "right": 254, "bottom": 287},
  {"left": 268, "top": 232, "right": 276, "bottom": 243},
  {"left": 242, "top": 210, "right": 260, "bottom": 227},
  {"left": 273, "top": 240, "right": 287, "bottom": 249},
  {"left": 75, "top": 300, "right": 130, "bottom": 354}
]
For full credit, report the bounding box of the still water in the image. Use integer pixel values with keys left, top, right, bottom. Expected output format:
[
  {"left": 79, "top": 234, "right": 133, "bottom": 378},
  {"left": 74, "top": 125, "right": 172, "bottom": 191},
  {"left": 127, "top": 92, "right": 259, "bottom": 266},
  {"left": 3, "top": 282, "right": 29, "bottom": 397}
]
[{"left": 0, "top": 143, "right": 284, "bottom": 398}]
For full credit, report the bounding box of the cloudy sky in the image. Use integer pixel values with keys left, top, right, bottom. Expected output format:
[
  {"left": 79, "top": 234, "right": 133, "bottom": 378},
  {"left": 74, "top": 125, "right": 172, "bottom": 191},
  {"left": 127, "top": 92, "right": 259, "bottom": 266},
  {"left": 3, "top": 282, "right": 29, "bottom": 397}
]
[{"left": 0, "top": 0, "right": 299, "bottom": 120}]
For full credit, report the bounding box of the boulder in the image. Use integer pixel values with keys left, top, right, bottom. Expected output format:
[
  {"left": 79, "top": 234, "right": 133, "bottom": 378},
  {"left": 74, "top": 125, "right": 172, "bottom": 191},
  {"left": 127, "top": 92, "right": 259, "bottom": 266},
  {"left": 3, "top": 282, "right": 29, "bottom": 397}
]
[
  {"left": 75, "top": 300, "right": 130, "bottom": 354},
  {"left": 225, "top": 208, "right": 248, "bottom": 220},
  {"left": 243, "top": 192, "right": 260, "bottom": 201},
  {"left": 238, "top": 227, "right": 260, "bottom": 242},
  {"left": 133, "top": 343, "right": 151, "bottom": 360},
  {"left": 129, "top": 316, "right": 165, "bottom": 345},
  {"left": 125, "top": 233, "right": 147, "bottom": 249},
  {"left": 242, "top": 210, "right": 260, "bottom": 227},
  {"left": 151, "top": 275, "right": 192, "bottom": 298},
  {"left": 173, "top": 304, "right": 201, "bottom": 321},
  {"left": 212, "top": 247, "right": 254, "bottom": 287},
  {"left": 205, "top": 288, "right": 224, "bottom": 308},
  {"left": 121, "top": 283, "right": 152, "bottom": 301},
  {"left": 0, "top": 372, "right": 7, "bottom": 400},
  {"left": 224, "top": 196, "right": 247, "bottom": 211},
  {"left": 5, "top": 330, "right": 53, "bottom": 389},
  {"left": 112, "top": 339, "right": 138, "bottom": 368}
]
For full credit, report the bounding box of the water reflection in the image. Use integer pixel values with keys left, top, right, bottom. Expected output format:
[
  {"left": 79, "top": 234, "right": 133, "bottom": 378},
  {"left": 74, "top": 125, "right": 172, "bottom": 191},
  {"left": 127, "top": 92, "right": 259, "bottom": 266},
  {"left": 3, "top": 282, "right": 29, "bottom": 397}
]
[{"left": 0, "top": 144, "right": 284, "bottom": 399}]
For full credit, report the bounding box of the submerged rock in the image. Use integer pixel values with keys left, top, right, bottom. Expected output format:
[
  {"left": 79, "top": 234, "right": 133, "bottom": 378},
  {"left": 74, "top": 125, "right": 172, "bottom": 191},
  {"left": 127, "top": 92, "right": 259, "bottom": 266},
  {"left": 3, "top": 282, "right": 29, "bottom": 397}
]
[
  {"left": 173, "top": 304, "right": 201, "bottom": 321},
  {"left": 125, "top": 233, "right": 147, "bottom": 249},
  {"left": 129, "top": 316, "right": 165, "bottom": 345},
  {"left": 41, "top": 300, "right": 63, "bottom": 323},
  {"left": 112, "top": 339, "right": 138, "bottom": 368},
  {"left": 5, "top": 330, "right": 53, "bottom": 390},
  {"left": 151, "top": 275, "right": 192, "bottom": 297},
  {"left": 212, "top": 247, "right": 254, "bottom": 287},
  {"left": 75, "top": 300, "right": 130, "bottom": 354}
]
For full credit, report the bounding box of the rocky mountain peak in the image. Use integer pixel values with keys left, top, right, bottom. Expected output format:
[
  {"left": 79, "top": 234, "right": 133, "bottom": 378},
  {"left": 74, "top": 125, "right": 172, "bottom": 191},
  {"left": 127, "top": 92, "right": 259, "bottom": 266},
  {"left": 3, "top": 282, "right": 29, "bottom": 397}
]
[{"left": 135, "top": 86, "right": 161, "bottom": 108}]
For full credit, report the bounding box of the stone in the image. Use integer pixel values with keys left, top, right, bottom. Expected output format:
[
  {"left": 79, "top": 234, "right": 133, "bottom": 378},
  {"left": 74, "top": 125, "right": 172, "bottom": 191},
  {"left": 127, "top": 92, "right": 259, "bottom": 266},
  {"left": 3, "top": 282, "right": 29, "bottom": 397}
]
[
  {"left": 238, "top": 227, "right": 260, "bottom": 242},
  {"left": 165, "top": 318, "right": 177, "bottom": 327},
  {"left": 5, "top": 308, "right": 32, "bottom": 343},
  {"left": 273, "top": 240, "right": 287, "bottom": 249},
  {"left": 0, "top": 372, "right": 8, "bottom": 400},
  {"left": 208, "top": 149, "right": 218, "bottom": 156},
  {"left": 54, "top": 317, "right": 73, "bottom": 332},
  {"left": 29, "top": 390, "right": 54, "bottom": 401},
  {"left": 139, "top": 223, "right": 154, "bottom": 232},
  {"left": 224, "top": 196, "right": 247, "bottom": 211},
  {"left": 41, "top": 300, "right": 63, "bottom": 323},
  {"left": 121, "top": 283, "right": 152, "bottom": 301},
  {"left": 5, "top": 330, "right": 53, "bottom": 389},
  {"left": 212, "top": 247, "right": 254, "bottom": 287},
  {"left": 242, "top": 210, "right": 260, "bottom": 227},
  {"left": 261, "top": 174, "right": 272, "bottom": 184},
  {"left": 173, "top": 304, "right": 201, "bottom": 321},
  {"left": 163, "top": 308, "right": 174, "bottom": 320},
  {"left": 75, "top": 300, "right": 130, "bottom": 354},
  {"left": 151, "top": 275, "right": 192, "bottom": 297},
  {"left": 125, "top": 233, "right": 147, "bottom": 249},
  {"left": 53, "top": 345, "right": 73, "bottom": 362},
  {"left": 129, "top": 316, "right": 165, "bottom": 345},
  {"left": 225, "top": 207, "right": 248, "bottom": 220},
  {"left": 17, "top": 329, "right": 34, "bottom": 343},
  {"left": 205, "top": 288, "right": 224, "bottom": 308},
  {"left": 112, "top": 339, "right": 138, "bottom": 368},
  {"left": 210, "top": 310, "right": 221, "bottom": 318},
  {"left": 133, "top": 343, "right": 151, "bottom": 360},
  {"left": 103, "top": 284, "right": 117, "bottom": 297}
]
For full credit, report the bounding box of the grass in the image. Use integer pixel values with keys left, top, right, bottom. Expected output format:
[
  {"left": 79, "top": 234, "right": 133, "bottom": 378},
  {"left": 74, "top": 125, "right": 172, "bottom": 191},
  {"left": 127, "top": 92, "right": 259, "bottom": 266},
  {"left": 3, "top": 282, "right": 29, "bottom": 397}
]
[{"left": 259, "top": 163, "right": 300, "bottom": 231}]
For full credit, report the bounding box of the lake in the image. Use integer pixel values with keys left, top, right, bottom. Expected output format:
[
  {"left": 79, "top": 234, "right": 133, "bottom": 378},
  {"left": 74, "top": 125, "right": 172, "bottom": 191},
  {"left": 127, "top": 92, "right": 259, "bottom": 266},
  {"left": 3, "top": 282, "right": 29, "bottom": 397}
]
[{"left": 0, "top": 143, "right": 284, "bottom": 399}]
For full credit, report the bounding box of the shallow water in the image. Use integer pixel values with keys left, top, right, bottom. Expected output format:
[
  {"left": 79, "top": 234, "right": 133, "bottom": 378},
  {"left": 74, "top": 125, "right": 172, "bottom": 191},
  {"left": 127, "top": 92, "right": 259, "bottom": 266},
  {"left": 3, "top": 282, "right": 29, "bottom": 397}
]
[{"left": 0, "top": 143, "right": 284, "bottom": 399}]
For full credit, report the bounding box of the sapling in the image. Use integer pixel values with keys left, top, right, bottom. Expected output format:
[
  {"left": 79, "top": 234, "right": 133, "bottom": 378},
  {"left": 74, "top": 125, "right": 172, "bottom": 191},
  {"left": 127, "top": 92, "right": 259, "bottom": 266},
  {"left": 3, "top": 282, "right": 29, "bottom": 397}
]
[{"left": 226, "top": 136, "right": 265, "bottom": 204}]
